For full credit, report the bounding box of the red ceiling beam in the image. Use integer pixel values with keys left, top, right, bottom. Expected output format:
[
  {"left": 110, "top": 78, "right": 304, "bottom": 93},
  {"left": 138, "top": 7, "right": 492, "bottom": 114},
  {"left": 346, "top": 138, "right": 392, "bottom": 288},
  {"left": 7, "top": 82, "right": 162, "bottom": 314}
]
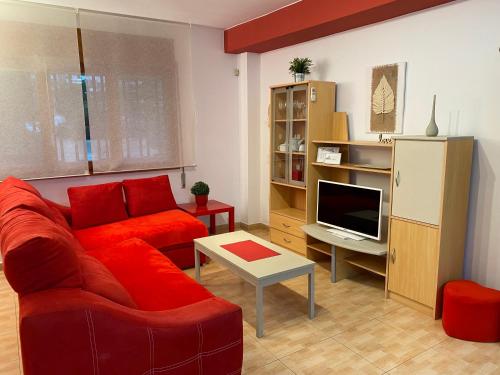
[{"left": 224, "top": 0, "right": 456, "bottom": 54}]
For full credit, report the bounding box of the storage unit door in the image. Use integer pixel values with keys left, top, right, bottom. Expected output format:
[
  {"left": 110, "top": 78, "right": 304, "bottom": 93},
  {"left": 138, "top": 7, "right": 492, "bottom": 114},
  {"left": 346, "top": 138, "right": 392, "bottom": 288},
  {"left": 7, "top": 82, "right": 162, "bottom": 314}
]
[
  {"left": 388, "top": 218, "right": 439, "bottom": 307},
  {"left": 391, "top": 140, "right": 445, "bottom": 225}
]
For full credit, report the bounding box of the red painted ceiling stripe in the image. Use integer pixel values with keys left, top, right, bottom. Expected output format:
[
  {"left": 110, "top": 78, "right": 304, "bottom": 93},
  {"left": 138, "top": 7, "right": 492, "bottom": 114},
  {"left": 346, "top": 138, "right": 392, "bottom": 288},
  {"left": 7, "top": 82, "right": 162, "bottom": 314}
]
[{"left": 224, "top": 0, "right": 456, "bottom": 54}]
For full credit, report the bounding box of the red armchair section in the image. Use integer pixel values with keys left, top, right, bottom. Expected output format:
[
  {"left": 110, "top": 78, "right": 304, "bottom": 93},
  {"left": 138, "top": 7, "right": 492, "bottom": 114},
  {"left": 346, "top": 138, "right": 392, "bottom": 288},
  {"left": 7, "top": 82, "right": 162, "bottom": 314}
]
[{"left": 20, "top": 290, "right": 243, "bottom": 375}]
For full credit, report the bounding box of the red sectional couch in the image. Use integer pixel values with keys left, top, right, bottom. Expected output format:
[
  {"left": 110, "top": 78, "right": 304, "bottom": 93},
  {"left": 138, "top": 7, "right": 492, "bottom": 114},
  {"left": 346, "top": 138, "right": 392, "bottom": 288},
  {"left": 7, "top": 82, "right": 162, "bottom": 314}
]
[{"left": 0, "top": 176, "right": 243, "bottom": 375}]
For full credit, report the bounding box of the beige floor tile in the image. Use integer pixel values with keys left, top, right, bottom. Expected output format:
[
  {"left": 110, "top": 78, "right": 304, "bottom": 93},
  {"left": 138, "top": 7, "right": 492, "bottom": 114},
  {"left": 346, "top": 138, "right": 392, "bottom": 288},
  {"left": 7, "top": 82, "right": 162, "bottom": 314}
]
[
  {"left": 281, "top": 338, "right": 383, "bottom": 375},
  {"left": 377, "top": 306, "right": 448, "bottom": 347},
  {"left": 389, "top": 337, "right": 500, "bottom": 374},
  {"left": 244, "top": 360, "right": 294, "bottom": 375},
  {"left": 242, "top": 332, "right": 277, "bottom": 372},
  {"left": 334, "top": 319, "right": 431, "bottom": 372}
]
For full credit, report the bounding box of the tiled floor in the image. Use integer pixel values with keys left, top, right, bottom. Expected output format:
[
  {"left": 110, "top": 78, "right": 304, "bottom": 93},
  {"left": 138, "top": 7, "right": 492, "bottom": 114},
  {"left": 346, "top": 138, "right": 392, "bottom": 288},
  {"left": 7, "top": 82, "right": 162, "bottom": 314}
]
[{"left": 1, "top": 228, "right": 499, "bottom": 374}]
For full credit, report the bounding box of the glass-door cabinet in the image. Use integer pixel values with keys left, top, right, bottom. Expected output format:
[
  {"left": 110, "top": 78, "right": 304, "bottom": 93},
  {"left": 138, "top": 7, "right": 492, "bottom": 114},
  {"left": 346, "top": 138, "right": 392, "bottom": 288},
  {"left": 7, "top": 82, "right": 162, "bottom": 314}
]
[{"left": 271, "top": 84, "right": 308, "bottom": 186}]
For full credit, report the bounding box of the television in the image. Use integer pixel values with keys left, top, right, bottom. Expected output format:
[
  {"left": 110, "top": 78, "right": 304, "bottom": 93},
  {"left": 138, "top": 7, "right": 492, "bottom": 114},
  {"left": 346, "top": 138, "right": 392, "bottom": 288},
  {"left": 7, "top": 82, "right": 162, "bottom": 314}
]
[{"left": 317, "top": 180, "right": 382, "bottom": 240}]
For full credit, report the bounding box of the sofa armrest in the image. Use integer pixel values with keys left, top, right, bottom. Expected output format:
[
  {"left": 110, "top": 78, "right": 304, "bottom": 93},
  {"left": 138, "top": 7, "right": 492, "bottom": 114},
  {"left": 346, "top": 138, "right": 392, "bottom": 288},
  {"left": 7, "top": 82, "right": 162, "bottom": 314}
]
[{"left": 20, "top": 289, "right": 242, "bottom": 375}]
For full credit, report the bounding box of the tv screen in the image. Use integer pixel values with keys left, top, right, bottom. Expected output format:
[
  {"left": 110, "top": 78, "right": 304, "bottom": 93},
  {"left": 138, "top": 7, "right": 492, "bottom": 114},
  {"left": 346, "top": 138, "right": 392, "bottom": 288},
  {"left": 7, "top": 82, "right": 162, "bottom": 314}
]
[{"left": 317, "top": 180, "right": 382, "bottom": 240}]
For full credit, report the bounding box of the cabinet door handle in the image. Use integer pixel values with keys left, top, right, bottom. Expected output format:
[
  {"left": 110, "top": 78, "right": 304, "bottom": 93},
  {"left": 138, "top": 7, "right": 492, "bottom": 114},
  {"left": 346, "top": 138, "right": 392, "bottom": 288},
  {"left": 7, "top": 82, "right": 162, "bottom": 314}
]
[
  {"left": 391, "top": 248, "right": 396, "bottom": 264},
  {"left": 395, "top": 171, "right": 401, "bottom": 187},
  {"left": 284, "top": 238, "right": 291, "bottom": 243},
  {"left": 282, "top": 223, "right": 291, "bottom": 228}
]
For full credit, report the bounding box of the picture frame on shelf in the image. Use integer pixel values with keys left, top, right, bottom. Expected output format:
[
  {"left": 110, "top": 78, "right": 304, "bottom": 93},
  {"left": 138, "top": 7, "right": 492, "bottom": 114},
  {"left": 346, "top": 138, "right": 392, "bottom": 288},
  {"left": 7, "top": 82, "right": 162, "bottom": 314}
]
[
  {"left": 316, "top": 146, "right": 340, "bottom": 163},
  {"left": 323, "top": 153, "right": 342, "bottom": 165}
]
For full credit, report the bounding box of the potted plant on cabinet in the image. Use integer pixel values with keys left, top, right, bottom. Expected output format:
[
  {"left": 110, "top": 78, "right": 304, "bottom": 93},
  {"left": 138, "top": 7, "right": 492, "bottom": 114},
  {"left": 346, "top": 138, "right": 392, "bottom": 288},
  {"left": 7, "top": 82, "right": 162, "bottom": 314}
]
[
  {"left": 191, "top": 181, "right": 210, "bottom": 207},
  {"left": 289, "top": 57, "right": 313, "bottom": 82}
]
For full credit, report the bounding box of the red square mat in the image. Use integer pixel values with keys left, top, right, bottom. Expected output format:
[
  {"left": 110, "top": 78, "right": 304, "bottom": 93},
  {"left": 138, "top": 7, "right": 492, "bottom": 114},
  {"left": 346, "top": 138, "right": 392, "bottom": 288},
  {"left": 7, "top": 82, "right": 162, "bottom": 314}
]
[{"left": 220, "top": 240, "right": 281, "bottom": 262}]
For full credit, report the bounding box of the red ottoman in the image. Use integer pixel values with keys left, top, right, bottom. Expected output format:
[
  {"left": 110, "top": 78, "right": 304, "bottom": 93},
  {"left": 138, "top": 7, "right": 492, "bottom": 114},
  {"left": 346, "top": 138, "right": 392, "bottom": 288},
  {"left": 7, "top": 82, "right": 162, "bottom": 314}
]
[{"left": 442, "top": 280, "right": 500, "bottom": 342}]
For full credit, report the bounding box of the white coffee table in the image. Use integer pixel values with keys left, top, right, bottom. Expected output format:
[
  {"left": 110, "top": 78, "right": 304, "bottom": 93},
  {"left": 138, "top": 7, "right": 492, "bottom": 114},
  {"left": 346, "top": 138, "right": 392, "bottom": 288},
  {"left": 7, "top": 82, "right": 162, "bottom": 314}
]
[{"left": 194, "top": 231, "right": 315, "bottom": 338}]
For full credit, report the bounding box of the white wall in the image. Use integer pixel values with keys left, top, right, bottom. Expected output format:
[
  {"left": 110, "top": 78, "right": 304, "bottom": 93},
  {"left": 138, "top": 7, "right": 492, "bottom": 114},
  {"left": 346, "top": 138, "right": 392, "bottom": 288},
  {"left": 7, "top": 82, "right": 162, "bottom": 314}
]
[
  {"left": 258, "top": 0, "right": 500, "bottom": 288},
  {"left": 32, "top": 25, "right": 242, "bottom": 223}
]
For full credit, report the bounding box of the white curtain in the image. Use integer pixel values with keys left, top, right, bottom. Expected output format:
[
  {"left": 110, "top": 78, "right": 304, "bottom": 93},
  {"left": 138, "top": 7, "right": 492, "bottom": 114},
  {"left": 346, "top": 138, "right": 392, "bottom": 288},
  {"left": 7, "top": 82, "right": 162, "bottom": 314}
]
[
  {"left": 0, "top": 1, "right": 88, "bottom": 179},
  {"left": 79, "top": 11, "right": 196, "bottom": 173}
]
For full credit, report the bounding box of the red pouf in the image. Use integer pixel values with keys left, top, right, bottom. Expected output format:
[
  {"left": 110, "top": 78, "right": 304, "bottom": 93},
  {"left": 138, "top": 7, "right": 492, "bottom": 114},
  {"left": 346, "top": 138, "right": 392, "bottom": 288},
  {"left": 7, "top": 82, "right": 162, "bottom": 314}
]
[{"left": 442, "top": 280, "right": 500, "bottom": 342}]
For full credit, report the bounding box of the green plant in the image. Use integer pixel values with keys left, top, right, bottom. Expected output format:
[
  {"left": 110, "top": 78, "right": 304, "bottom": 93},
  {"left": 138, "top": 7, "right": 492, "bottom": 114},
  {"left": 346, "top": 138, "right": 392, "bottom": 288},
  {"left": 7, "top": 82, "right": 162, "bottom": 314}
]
[
  {"left": 289, "top": 57, "right": 313, "bottom": 75},
  {"left": 191, "top": 181, "right": 210, "bottom": 196}
]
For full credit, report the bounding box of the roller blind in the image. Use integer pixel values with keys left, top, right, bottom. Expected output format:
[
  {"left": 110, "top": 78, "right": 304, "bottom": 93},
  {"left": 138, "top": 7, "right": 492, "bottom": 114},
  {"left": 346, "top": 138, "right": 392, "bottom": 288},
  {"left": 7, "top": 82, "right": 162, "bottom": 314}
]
[
  {"left": 79, "top": 11, "right": 196, "bottom": 173},
  {"left": 0, "top": 1, "right": 88, "bottom": 179}
]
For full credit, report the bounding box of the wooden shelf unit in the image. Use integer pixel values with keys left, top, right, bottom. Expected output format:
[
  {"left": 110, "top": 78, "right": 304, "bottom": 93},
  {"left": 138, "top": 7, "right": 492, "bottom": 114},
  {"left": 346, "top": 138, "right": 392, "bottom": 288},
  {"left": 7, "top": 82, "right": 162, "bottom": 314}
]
[{"left": 269, "top": 81, "right": 336, "bottom": 255}]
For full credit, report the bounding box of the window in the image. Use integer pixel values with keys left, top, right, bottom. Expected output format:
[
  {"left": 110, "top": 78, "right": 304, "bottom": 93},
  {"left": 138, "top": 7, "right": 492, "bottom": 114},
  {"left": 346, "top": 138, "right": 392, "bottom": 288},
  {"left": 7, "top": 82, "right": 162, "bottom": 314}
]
[
  {"left": 0, "top": 2, "right": 195, "bottom": 180},
  {"left": 0, "top": 1, "right": 88, "bottom": 179}
]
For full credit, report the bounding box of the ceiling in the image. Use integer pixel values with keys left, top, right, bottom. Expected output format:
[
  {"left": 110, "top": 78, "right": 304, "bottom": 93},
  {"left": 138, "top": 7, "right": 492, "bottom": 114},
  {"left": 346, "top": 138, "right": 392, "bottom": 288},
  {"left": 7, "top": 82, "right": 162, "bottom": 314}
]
[{"left": 30, "top": 0, "right": 300, "bottom": 29}]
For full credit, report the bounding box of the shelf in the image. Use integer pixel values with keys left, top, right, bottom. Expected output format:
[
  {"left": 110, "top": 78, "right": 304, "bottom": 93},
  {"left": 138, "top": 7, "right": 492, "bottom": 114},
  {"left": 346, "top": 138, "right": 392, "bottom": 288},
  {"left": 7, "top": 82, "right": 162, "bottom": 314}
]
[
  {"left": 344, "top": 254, "right": 387, "bottom": 277},
  {"left": 271, "top": 181, "right": 307, "bottom": 190},
  {"left": 307, "top": 242, "right": 331, "bottom": 256},
  {"left": 311, "top": 162, "right": 392, "bottom": 175},
  {"left": 273, "top": 151, "right": 305, "bottom": 155},
  {"left": 271, "top": 207, "right": 306, "bottom": 222},
  {"left": 274, "top": 119, "right": 307, "bottom": 123},
  {"left": 312, "top": 140, "right": 393, "bottom": 148}
]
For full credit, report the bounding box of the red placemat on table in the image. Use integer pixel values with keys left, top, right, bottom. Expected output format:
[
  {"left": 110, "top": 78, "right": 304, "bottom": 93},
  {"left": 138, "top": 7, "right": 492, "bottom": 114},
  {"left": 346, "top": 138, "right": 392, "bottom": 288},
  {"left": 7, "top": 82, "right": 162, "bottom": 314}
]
[{"left": 220, "top": 240, "right": 280, "bottom": 262}]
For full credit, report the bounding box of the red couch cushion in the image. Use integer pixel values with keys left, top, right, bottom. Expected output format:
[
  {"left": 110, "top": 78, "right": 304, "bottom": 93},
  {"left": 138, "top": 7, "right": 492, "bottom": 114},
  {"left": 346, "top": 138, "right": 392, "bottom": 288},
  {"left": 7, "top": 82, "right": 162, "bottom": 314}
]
[
  {"left": 68, "top": 182, "right": 128, "bottom": 229},
  {"left": 87, "top": 238, "right": 213, "bottom": 311},
  {"left": 43, "top": 198, "right": 72, "bottom": 227},
  {"left": 0, "top": 176, "right": 41, "bottom": 197},
  {"left": 0, "top": 209, "right": 82, "bottom": 295},
  {"left": 73, "top": 209, "right": 208, "bottom": 251},
  {"left": 442, "top": 280, "right": 500, "bottom": 342},
  {"left": 123, "top": 175, "right": 177, "bottom": 217},
  {"left": 78, "top": 252, "right": 137, "bottom": 308},
  {"left": 0, "top": 177, "right": 61, "bottom": 224}
]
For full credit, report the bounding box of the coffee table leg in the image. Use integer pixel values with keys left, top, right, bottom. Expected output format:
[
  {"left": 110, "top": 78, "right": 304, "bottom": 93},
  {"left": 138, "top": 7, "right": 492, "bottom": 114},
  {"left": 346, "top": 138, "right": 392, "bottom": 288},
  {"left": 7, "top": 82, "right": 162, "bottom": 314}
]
[
  {"left": 195, "top": 247, "right": 201, "bottom": 282},
  {"left": 308, "top": 269, "right": 315, "bottom": 319},
  {"left": 256, "top": 285, "right": 264, "bottom": 338},
  {"left": 209, "top": 214, "right": 216, "bottom": 235}
]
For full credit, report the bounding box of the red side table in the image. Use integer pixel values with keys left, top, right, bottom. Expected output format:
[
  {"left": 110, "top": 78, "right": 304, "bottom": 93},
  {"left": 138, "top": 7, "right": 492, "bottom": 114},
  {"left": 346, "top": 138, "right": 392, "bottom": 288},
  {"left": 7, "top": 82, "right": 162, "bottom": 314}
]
[{"left": 178, "top": 200, "right": 235, "bottom": 235}]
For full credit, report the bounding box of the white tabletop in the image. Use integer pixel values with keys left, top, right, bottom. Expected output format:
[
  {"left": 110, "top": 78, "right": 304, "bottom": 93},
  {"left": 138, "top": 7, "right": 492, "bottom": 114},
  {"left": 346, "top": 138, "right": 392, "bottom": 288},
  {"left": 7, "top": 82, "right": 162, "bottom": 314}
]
[{"left": 194, "top": 231, "right": 315, "bottom": 282}]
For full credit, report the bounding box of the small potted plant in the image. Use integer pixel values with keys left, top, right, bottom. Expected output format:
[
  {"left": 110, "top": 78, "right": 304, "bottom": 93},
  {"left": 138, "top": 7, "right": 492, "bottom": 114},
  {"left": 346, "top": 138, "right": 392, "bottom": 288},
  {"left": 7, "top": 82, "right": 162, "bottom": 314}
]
[
  {"left": 289, "top": 57, "right": 313, "bottom": 82},
  {"left": 191, "top": 181, "right": 210, "bottom": 207}
]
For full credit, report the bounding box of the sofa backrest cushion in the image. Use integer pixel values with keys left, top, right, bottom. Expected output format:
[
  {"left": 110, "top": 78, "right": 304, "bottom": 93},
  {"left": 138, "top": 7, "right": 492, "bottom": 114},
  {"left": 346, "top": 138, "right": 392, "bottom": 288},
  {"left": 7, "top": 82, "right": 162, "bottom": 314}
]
[
  {"left": 0, "top": 176, "right": 41, "bottom": 197},
  {"left": 0, "top": 177, "right": 60, "bottom": 224},
  {"left": 88, "top": 238, "right": 213, "bottom": 311},
  {"left": 123, "top": 175, "right": 177, "bottom": 217},
  {"left": 43, "top": 198, "right": 72, "bottom": 228},
  {"left": 78, "top": 252, "right": 137, "bottom": 308},
  {"left": 68, "top": 182, "right": 128, "bottom": 229},
  {"left": 0, "top": 209, "right": 83, "bottom": 295}
]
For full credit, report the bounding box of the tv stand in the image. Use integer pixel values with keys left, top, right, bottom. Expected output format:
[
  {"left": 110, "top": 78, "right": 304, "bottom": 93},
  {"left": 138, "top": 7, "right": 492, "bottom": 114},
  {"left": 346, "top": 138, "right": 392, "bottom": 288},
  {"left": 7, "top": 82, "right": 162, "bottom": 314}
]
[
  {"left": 326, "top": 228, "right": 365, "bottom": 241},
  {"left": 302, "top": 223, "right": 387, "bottom": 283}
]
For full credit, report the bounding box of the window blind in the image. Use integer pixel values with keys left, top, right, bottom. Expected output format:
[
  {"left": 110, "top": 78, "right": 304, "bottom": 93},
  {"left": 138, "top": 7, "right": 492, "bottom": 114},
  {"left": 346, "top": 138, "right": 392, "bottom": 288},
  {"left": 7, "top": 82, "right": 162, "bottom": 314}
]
[
  {"left": 79, "top": 11, "right": 196, "bottom": 173},
  {"left": 0, "top": 1, "right": 88, "bottom": 179}
]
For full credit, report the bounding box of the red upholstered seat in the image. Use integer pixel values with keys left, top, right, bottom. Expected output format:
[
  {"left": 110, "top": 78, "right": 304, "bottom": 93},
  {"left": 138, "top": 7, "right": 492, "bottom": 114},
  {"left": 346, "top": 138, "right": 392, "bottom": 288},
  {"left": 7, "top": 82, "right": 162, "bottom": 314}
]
[
  {"left": 88, "top": 238, "right": 213, "bottom": 311},
  {"left": 73, "top": 209, "right": 207, "bottom": 251},
  {"left": 442, "top": 280, "right": 500, "bottom": 342}
]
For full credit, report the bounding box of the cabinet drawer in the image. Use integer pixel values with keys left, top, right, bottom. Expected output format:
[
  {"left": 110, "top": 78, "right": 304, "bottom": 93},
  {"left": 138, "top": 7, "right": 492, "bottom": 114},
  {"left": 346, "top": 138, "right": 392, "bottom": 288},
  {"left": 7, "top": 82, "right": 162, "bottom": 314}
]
[
  {"left": 270, "top": 213, "right": 305, "bottom": 238},
  {"left": 270, "top": 228, "right": 306, "bottom": 255}
]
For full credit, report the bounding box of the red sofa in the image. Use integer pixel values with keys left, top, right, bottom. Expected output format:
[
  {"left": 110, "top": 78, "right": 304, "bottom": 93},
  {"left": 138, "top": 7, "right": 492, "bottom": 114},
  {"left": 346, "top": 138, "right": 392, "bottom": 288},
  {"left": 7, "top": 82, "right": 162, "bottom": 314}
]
[{"left": 0, "top": 176, "right": 243, "bottom": 375}]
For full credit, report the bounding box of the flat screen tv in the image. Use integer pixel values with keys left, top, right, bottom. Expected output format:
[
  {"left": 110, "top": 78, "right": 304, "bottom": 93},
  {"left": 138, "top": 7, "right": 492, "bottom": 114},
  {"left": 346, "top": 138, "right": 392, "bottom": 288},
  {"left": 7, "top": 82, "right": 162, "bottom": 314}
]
[{"left": 317, "top": 180, "right": 382, "bottom": 240}]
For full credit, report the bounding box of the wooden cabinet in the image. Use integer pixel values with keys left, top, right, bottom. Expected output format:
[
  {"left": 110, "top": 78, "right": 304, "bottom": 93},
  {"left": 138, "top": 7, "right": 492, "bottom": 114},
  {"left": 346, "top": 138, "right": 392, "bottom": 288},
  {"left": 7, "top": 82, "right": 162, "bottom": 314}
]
[
  {"left": 388, "top": 218, "right": 439, "bottom": 307},
  {"left": 387, "top": 136, "right": 474, "bottom": 318},
  {"left": 391, "top": 140, "right": 444, "bottom": 225},
  {"left": 269, "top": 81, "right": 336, "bottom": 254}
]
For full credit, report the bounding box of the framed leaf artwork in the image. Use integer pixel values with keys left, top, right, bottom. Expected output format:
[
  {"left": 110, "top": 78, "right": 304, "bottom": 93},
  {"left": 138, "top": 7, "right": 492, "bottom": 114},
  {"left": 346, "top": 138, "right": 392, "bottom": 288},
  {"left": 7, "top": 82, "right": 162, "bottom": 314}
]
[{"left": 367, "top": 62, "right": 406, "bottom": 134}]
